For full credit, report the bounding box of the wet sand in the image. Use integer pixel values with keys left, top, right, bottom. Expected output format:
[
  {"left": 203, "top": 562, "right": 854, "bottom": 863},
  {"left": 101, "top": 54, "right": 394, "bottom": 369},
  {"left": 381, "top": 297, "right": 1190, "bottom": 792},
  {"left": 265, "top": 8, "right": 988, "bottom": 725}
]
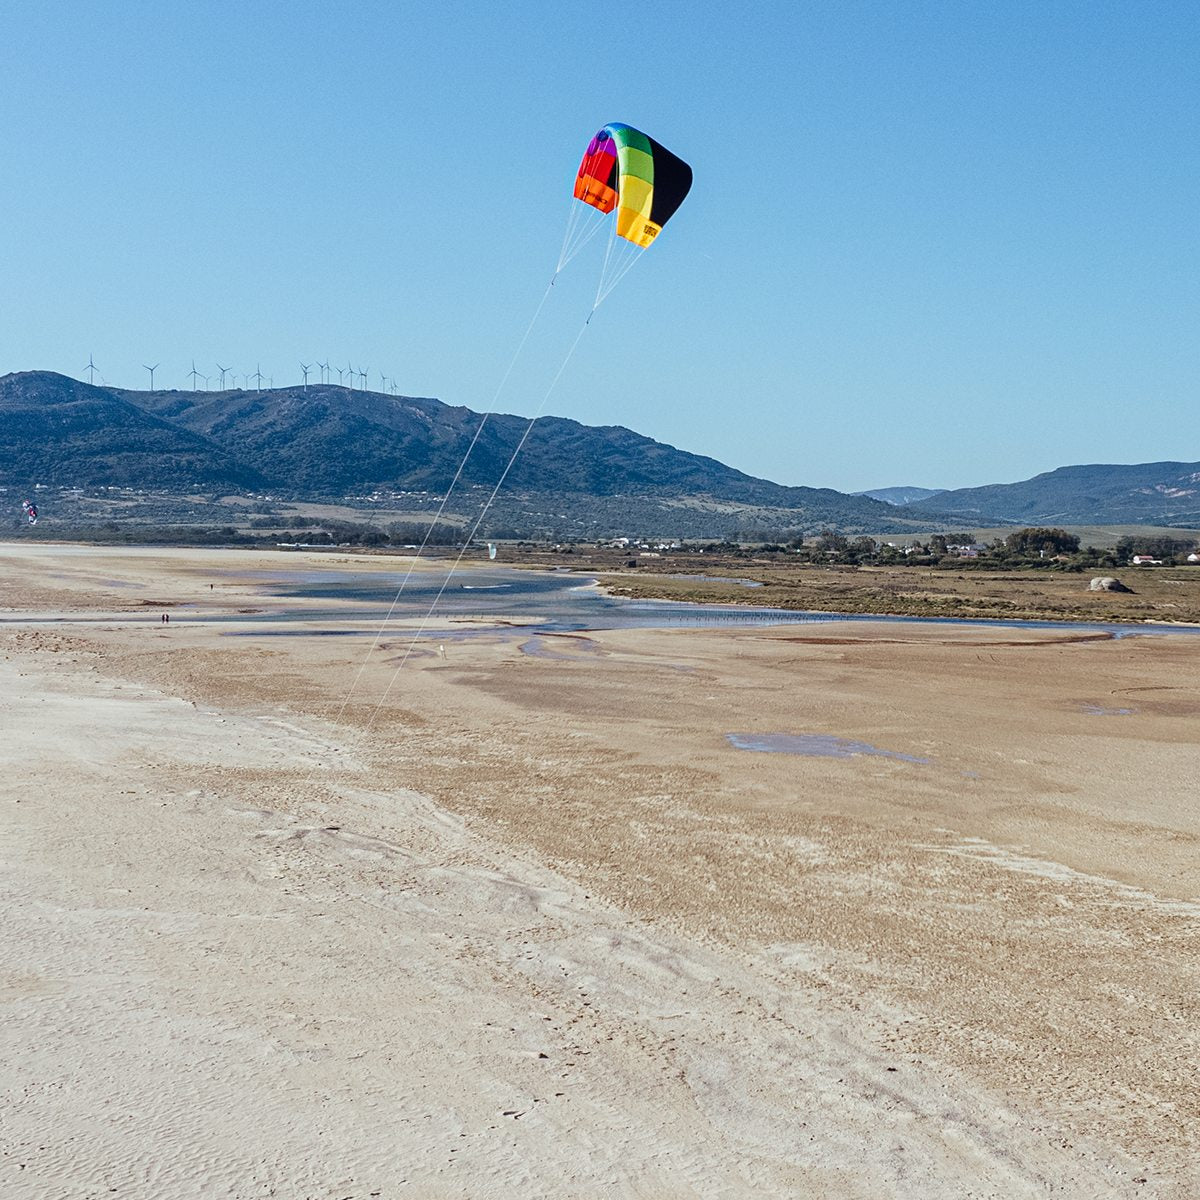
[{"left": 3, "top": 544, "right": 1198, "bottom": 1198}]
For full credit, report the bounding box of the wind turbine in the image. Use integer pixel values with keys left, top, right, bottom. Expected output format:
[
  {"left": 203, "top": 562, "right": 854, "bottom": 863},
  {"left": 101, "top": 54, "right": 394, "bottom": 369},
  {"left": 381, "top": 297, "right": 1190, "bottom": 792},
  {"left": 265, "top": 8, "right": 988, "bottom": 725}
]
[
  {"left": 143, "top": 363, "right": 159, "bottom": 390},
  {"left": 336, "top": 366, "right": 345, "bottom": 386},
  {"left": 217, "top": 363, "right": 231, "bottom": 389},
  {"left": 85, "top": 355, "right": 97, "bottom": 384},
  {"left": 188, "top": 360, "right": 201, "bottom": 390},
  {"left": 300, "top": 362, "right": 311, "bottom": 390},
  {"left": 318, "top": 360, "right": 329, "bottom": 384},
  {"left": 252, "top": 364, "right": 264, "bottom": 390},
  {"left": 359, "top": 366, "right": 368, "bottom": 391}
]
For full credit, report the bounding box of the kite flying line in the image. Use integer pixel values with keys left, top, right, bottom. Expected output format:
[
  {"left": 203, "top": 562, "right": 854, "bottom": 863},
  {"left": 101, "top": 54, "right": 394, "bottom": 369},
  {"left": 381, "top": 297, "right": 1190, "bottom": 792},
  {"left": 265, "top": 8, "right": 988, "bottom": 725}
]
[
  {"left": 224, "top": 122, "right": 694, "bottom": 986},
  {"left": 298, "top": 305, "right": 595, "bottom": 800},
  {"left": 299, "top": 120, "right": 693, "bottom": 794},
  {"left": 298, "top": 272, "right": 560, "bottom": 765},
  {"left": 347, "top": 313, "right": 595, "bottom": 749}
]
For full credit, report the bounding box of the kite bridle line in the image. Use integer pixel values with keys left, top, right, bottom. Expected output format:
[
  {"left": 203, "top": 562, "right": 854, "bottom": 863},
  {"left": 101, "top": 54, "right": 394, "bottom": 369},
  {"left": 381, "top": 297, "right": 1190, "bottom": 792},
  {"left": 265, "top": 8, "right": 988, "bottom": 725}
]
[
  {"left": 557, "top": 191, "right": 609, "bottom": 273},
  {"left": 595, "top": 217, "right": 649, "bottom": 309}
]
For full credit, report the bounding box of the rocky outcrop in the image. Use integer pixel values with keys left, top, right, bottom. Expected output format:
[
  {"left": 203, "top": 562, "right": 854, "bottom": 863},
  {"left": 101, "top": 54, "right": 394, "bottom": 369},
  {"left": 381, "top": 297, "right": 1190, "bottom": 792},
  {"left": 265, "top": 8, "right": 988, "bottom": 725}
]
[{"left": 1089, "top": 576, "right": 1133, "bottom": 593}]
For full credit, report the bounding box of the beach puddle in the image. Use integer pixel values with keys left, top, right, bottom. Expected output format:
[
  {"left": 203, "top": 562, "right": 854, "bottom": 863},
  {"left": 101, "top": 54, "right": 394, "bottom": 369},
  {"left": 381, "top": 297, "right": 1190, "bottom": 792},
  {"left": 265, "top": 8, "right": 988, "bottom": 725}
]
[
  {"left": 1081, "top": 703, "right": 1134, "bottom": 715},
  {"left": 519, "top": 635, "right": 601, "bottom": 660},
  {"left": 726, "top": 733, "right": 930, "bottom": 763}
]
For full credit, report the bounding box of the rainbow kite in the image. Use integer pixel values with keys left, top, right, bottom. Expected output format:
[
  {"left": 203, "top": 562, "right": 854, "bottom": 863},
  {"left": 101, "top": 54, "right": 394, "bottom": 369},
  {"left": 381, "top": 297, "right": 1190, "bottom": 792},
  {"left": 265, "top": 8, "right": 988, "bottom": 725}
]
[{"left": 573, "top": 123, "right": 693, "bottom": 249}]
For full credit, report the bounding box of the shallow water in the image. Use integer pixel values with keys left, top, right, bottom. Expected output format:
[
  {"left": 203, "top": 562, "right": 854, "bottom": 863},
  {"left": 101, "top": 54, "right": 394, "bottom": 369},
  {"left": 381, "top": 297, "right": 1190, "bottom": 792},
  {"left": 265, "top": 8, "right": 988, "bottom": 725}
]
[
  {"left": 223, "top": 566, "right": 833, "bottom": 633},
  {"left": 6, "top": 559, "right": 1199, "bottom": 641},
  {"left": 519, "top": 635, "right": 602, "bottom": 660},
  {"left": 238, "top": 564, "right": 1200, "bottom": 640},
  {"left": 727, "top": 732, "right": 930, "bottom": 763}
]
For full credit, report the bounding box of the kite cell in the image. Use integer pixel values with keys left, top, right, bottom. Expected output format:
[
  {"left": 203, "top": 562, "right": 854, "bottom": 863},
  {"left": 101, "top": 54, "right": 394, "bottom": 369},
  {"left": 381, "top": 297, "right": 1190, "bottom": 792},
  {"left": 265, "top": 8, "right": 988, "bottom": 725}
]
[{"left": 573, "top": 124, "right": 692, "bottom": 249}]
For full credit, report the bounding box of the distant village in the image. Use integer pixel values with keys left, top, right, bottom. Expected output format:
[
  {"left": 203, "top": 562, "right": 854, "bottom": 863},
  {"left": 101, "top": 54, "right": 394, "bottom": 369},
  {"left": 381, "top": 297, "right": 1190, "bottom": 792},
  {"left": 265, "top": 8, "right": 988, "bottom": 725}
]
[
  {"left": 5, "top": 483, "right": 1200, "bottom": 569},
  {"left": 596, "top": 529, "right": 1200, "bottom": 570}
]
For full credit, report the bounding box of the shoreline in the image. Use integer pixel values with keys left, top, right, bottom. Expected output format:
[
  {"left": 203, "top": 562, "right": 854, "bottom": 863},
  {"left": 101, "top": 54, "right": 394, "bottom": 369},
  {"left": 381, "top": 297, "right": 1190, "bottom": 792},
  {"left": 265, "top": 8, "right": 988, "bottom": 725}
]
[{"left": 6, "top": 540, "right": 1200, "bottom": 634}]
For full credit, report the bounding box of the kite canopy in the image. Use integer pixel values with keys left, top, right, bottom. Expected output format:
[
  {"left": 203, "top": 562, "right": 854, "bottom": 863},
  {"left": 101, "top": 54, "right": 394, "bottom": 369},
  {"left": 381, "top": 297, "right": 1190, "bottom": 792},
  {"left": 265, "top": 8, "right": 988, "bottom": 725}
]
[{"left": 573, "top": 124, "right": 692, "bottom": 249}]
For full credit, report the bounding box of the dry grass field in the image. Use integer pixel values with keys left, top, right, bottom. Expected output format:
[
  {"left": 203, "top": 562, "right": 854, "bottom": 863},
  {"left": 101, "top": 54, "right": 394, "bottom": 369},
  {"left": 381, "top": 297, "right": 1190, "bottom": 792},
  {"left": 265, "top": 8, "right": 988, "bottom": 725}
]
[
  {"left": 603, "top": 562, "right": 1200, "bottom": 624},
  {"left": 497, "top": 546, "right": 1200, "bottom": 626}
]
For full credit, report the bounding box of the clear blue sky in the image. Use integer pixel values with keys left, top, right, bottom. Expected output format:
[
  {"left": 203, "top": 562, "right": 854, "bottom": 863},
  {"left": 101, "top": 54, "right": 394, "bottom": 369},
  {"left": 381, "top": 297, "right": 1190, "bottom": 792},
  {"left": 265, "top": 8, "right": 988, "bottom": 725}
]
[{"left": 2, "top": 1, "right": 1196, "bottom": 492}]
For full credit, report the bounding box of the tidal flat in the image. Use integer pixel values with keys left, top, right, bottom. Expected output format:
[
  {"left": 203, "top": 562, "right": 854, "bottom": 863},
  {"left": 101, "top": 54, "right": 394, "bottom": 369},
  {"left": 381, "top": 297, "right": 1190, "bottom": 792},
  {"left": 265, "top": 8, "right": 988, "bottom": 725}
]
[{"left": 3, "top": 543, "right": 1199, "bottom": 1198}]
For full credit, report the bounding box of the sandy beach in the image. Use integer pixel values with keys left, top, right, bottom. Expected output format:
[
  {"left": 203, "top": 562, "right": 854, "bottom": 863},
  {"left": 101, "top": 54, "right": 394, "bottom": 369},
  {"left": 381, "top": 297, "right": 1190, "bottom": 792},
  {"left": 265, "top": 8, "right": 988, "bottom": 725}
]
[{"left": 3, "top": 543, "right": 1198, "bottom": 1198}]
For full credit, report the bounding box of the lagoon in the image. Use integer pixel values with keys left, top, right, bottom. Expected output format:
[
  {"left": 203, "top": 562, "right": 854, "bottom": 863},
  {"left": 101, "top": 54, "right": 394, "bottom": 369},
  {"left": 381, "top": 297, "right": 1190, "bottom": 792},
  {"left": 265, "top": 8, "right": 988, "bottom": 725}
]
[{"left": 221, "top": 563, "right": 1200, "bottom": 640}]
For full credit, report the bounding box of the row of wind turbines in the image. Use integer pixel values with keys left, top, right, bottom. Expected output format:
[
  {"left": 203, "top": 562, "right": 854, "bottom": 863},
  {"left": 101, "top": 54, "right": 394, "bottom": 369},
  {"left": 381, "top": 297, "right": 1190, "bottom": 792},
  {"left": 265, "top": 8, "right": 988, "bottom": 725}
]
[{"left": 82, "top": 355, "right": 405, "bottom": 395}]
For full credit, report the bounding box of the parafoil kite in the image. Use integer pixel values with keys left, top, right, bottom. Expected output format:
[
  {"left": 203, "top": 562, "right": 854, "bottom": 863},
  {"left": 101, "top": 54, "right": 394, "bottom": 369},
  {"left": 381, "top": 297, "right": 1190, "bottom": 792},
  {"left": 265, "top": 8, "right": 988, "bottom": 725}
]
[
  {"left": 573, "top": 124, "right": 692, "bottom": 249},
  {"left": 21, "top": 499, "right": 37, "bottom": 525}
]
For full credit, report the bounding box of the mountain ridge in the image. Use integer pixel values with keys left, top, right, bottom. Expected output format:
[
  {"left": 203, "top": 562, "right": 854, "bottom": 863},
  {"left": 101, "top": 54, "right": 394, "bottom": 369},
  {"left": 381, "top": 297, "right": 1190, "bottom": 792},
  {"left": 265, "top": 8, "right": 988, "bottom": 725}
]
[
  {"left": 5, "top": 371, "right": 1195, "bottom": 534},
  {"left": 909, "top": 461, "right": 1200, "bottom": 526},
  {"left": 0, "top": 371, "right": 266, "bottom": 491},
  {"left": 2, "top": 371, "right": 918, "bottom": 535},
  {"left": 854, "top": 485, "right": 946, "bottom": 506}
]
